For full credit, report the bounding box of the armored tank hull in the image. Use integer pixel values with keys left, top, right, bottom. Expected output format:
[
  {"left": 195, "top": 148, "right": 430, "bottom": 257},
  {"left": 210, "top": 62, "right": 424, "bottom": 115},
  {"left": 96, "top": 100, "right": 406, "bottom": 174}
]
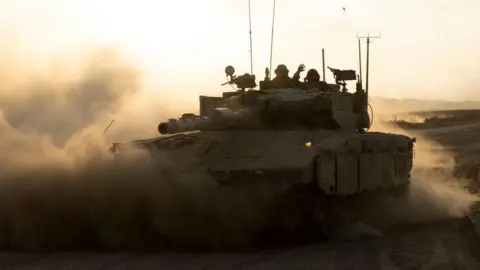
[
  {"left": 110, "top": 127, "right": 415, "bottom": 242},
  {"left": 109, "top": 66, "right": 416, "bottom": 244}
]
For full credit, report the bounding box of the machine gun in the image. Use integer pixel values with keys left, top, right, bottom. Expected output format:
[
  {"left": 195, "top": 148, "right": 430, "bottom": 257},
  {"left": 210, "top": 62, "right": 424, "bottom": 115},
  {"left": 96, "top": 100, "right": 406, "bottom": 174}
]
[
  {"left": 220, "top": 65, "right": 257, "bottom": 91},
  {"left": 327, "top": 67, "right": 357, "bottom": 92}
]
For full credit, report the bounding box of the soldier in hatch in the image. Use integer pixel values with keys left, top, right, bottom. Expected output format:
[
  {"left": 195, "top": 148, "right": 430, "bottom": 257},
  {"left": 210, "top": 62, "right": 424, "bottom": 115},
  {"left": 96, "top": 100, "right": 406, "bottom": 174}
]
[
  {"left": 302, "top": 68, "right": 329, "bottom": 91},
  {"left": 269, "top": 64, "right": 304, "bottom": 89}
]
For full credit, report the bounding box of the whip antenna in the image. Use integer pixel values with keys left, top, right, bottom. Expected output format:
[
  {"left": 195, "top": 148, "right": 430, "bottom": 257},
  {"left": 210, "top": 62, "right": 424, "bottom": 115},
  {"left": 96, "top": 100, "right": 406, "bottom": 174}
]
[
  {"left": 357, "top": 32, "right": 381, "bottom": 103},
  {"left": 102, "top": 119, "right": 115, "bottom": 136},
  {"left": 268, "top": 0, "right": 277, "bottom": 79},
  {"left": 248, "top": 0, "right": 253, "bottom": 74}
]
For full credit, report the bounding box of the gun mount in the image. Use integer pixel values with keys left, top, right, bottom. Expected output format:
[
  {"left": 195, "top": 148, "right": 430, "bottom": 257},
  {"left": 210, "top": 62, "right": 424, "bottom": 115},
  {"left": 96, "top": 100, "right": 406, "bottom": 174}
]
[
  {"left": 220, "top": 65, "right": 257, "bottom": 91},
  {"left": 327, "top": 67, "right": 357, "bottom": 92}
]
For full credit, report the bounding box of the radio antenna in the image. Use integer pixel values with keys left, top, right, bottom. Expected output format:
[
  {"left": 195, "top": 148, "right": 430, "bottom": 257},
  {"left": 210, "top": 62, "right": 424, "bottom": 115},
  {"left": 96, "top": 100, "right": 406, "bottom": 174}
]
[
  {"left": 268, "top": 0, "right": 277, "bottom": 79},
  {"left": 102, "top": 119, "right": 115, "bottom": 136},
  {"left": 357, "top": 38, "right": 363, "bottom": 85},
  {"left": 357, "top": 32, "right": 381, "bottom": 103},
  {"left": 248, "top": 0, "right": 253, "bottom": 74}
]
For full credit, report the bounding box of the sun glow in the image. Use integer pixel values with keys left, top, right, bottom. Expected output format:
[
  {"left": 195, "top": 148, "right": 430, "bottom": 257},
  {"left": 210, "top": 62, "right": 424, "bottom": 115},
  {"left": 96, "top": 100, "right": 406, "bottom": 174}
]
[
  {"left": 73, "top": 1, "right": 226, "bottom": 69},
  {"left": 2, "top": 0, "right": 480, "bottom": 101}
]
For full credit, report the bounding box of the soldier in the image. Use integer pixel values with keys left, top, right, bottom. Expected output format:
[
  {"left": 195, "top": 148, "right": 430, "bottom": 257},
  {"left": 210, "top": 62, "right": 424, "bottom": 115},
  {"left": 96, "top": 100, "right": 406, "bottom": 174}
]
[
  {"left": 302, "top": 69, "right": 329, "bottom": 91},
  {"left": 269, "top": 64, "right": 304, "bottom": 89}
]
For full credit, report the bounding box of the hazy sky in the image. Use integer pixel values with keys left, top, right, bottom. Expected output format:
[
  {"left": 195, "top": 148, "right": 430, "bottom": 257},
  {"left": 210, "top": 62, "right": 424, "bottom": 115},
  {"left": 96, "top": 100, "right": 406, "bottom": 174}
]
[{"left": 1, "top": 0, "right": 479, "bottom": 101}]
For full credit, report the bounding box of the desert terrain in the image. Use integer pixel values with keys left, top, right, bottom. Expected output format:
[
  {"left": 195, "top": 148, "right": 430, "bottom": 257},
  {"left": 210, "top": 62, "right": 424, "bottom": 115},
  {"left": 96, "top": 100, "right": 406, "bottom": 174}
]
[
  {"left": 0, "top": 102, "right": 480, "bottom": 269},
  {"left": 2, "top": 0, "right": 480, "bottom": 267}
]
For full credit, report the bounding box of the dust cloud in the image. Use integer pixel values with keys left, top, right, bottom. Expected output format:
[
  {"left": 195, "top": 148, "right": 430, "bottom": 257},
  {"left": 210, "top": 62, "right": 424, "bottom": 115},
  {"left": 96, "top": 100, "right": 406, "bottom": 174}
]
[
  {"left": 0, "top": 45, "right": 286, "bottom": 252},
  {"left": 0, "top": 43, "right": 478, "bottom": 251},
  {"left": 361, "top": 117, "right": 479, "bottom": 229}
]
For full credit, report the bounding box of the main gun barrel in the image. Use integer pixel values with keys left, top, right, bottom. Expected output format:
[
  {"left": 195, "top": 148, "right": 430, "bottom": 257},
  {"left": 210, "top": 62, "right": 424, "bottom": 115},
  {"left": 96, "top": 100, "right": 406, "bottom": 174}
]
[
  {"left": 158, "top": 109, "right": 250, "bottom": 135},
  {"left": 158, "top": 114, "right": 214, "bottom": 134}
]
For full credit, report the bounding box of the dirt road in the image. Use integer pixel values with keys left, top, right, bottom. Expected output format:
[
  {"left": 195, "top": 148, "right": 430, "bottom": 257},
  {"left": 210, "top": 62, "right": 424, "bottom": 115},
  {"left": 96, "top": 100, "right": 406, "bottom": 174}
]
[{"left": 0, "top": 217, "right": 477, "bottom": 269}]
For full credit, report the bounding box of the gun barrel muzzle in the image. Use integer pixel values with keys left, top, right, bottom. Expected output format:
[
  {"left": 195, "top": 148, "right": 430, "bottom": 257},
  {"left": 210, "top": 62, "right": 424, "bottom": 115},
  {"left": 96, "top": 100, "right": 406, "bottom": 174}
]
[{"left": 158, "top": 122, "right": 168, "bottom": 134}]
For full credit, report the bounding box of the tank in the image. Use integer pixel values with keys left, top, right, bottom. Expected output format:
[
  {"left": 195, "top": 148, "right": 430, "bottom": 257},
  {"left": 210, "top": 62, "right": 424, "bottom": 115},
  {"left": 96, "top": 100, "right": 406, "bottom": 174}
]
[{"left": 109, "top": 65, "right": 416, "bottom": 241}]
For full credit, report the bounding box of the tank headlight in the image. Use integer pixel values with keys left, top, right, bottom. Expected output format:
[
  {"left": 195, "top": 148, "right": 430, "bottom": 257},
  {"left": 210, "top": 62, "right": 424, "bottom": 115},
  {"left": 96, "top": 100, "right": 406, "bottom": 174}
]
[{"left": 305, "top": 141, "right": 312, "bottom": 147}]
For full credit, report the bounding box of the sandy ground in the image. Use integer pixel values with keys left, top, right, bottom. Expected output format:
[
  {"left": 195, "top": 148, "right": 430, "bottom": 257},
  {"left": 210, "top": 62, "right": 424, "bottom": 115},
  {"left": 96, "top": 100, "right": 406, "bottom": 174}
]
[
  {"left": 0, "top": 218, "right": 478, "bottom": 269},
  {"left": 0, "top": 219, "right": 475, "bottom": 270},
  {"left": 2, "top": 109, "right": 480, "bottom": 269}
]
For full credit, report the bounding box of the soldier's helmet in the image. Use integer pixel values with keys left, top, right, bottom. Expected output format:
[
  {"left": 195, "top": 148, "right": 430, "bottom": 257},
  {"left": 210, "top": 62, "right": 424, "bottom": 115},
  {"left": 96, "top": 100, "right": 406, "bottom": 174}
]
[
  {"left": 306, "top": 69, "right": 320, "bottom": 81},
  {"left": 274, "top": 64, "right": 289, "bottom": 75}
]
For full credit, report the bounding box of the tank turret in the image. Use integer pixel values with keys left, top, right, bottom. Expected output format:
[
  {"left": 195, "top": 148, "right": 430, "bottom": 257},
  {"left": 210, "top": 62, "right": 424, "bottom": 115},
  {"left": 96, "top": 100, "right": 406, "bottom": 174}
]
[{"left": 159, "top": 65, "right": 371, "bottom": 135}]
